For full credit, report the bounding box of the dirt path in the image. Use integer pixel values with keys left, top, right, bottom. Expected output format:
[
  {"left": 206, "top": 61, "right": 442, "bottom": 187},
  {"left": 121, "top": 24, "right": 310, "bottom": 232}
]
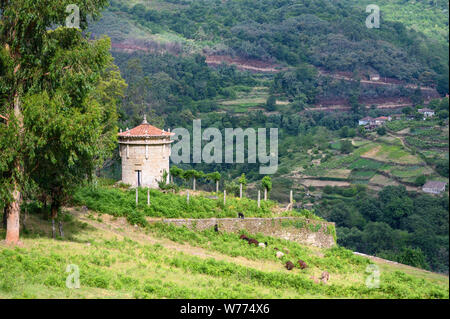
[
  {"left": 304, "top": 102, "right": 413, "bottom": 112},
  {"left": 205, "top": 55, "right": 281, "bottom": 73},
  {"left": 318, "top": 70, "right": 437, "bottom": 92}
]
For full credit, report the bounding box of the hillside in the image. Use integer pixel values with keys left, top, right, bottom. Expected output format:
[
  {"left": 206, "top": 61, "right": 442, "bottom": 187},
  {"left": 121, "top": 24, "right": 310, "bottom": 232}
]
[
  {"left": 0, "top": 206, "right": 448, "bottom": 299},
  {"left": 90, "top": 0, "right": 448, "bottom": 85},
  {"left": 83, "top": 0, "right": 450, "bottom": 276},
  {"left": 87, "top": 0, "right": 449, "bottom": 181},
  {"left": 2, "top": 0, "right": 448, "bottom": 303},
  {"left": 279, "top": 119, "right": 449, "bottom": 192}
]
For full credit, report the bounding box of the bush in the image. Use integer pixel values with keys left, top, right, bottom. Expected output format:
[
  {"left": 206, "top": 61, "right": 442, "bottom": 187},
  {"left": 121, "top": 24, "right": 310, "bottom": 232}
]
[
  {"left": 265, "top": 95, "right": 277, "bottom": 111},
  {"left": 340, "top": 140, "right": 353, "bottom": 154},
  {"left": 414, "top": 175, "right": 427, "bottom": 186},
  {"left": 377, "top": 126, "right": 387, "bottom": 136}
]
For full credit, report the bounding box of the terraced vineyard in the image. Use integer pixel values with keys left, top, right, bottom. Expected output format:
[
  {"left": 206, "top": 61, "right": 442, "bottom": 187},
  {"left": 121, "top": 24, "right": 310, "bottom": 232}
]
[{"left": 279, "top": 118, "right": 448, "bottom": 194}]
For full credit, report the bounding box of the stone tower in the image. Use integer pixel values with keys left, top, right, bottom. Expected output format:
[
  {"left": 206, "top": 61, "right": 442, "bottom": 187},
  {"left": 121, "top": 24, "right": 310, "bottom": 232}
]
[{"left": 118, "top": 116, "right": 174, "bottom": 188}]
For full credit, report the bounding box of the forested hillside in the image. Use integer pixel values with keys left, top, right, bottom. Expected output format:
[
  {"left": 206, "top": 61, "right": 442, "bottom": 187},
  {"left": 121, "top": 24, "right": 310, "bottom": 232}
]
[
  {"left": 86, "top": 0, "right": 450, "bottom": 274},
  {"left": 92, "top": 0, "right": 448, "bottom": 89}
]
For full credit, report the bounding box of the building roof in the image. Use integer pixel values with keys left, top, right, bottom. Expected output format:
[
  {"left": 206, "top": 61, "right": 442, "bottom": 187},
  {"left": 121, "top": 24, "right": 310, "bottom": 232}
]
[
  {"left": 118, "top": 115, "right": 174, "bottom": 138},
  {"left": 375, "top": 116, "right": 389, "bottom": 120},
  {"left": 418, "top": 108, "right": 434, "bottom": 113},
  {"left": 423, "top": 181, "right": 447, "bottom": 190},
  {"left": 360, "top": 116, "right": 374, "bottom": 121}
]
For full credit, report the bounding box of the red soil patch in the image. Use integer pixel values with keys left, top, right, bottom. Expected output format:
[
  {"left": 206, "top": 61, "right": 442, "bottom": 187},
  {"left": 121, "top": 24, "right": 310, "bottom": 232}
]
[{"left": 205, "top": 55, "right": 281, "bottom": 73}]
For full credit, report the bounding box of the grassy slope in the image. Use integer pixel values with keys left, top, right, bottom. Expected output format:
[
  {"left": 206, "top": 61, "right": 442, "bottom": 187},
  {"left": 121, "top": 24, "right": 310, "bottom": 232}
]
[{"left": 0, "top": 210, "right": 447, "bottom": 299}]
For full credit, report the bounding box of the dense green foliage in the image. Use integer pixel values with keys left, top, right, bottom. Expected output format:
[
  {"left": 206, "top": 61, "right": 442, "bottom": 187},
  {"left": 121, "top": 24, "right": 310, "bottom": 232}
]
[
  {"left": 0, "top": 0, "right": 121, "bottom": 243},
  {"left": 72, "top": 185, "right": 280, "bottom": 221},
  {"left": 316, "top": 185, "right": 449, "bottom": 273},
  {"left": 112, "top": 51, "right": 256, "bottom": 129},
  {"left": 108, "top": 0, "right": 448, "bottom": 92}
]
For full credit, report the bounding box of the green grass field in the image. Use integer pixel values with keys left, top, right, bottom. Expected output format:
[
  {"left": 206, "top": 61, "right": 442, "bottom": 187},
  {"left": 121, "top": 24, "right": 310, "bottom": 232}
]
[{"left": 0, "top": 210, "right": 448, "bottom": 299}]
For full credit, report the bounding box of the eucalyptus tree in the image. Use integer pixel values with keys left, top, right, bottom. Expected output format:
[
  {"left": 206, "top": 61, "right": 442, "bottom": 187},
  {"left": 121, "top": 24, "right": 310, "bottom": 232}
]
[
  {"left": 192, "top": 170, "right": 204, "bottom": 191},
  {"left": 181, "top": 169, "right": 204, "bottom": 191},
  {"left": 169, "top": 165, "right": 184, "bottom": 184},
  {"left": 238, "top": 173, "right": 247, "bottom": 198},
  {"left": 181, "top": 169, "right": 196, "bottom": 189},
  {"left": 261, "top": 176, "right": 272, "bottom": 201},
  {"left": 0, "top": 0, "right": 113, "bottom": 244},
  {"left": 206, "top": 171, "right": 221, "bottom": 193}
]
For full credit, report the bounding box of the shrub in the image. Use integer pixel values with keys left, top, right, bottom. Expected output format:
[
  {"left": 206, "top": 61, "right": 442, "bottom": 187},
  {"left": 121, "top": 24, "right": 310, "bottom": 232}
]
[{"left": 414, "top": 175, "right": 427, "bottom": 186}]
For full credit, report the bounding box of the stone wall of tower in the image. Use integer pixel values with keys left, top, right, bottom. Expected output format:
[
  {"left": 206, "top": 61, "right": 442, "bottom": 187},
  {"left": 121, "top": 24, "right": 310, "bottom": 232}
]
[{"left": 119, "top": 137, "right": 171, "bottom": 188}]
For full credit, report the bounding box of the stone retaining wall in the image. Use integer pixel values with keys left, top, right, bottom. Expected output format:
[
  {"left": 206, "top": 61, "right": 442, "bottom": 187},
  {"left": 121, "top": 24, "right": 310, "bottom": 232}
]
[{"left": 156, "top": 217, "right": 336, "bottom": 248}]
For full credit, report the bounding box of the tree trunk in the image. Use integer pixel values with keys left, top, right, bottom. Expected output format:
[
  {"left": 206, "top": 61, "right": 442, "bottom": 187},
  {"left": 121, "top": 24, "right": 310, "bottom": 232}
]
[
  {"left": 5, "top": 92, "right": 23, "bottom": 245},
  {"left": 240, "top": 183, "right": 243, "bottom": 199},
  {"left": 58, "top": 221, "right": 64, "bottom": 238},
  {"left": 52, "top": 219, "right": 56, "bottom": 239},
  {"left": 51, "top": 202, "right": 59, "bottom": 219},
  {"left": 193, "top": 177, "right": 196, "bottom": 191},
  {"left": 5, "top": 186, "right": 21, "bottom": 244},
  {"left": 216, "top": 180, "right": 219, "bottom": 193},
  {"left": 264, "top": 188, "right": 267, "bottom": 201},
  {"left": 51, "top": 203, "right": 58, "bottom": 239}
]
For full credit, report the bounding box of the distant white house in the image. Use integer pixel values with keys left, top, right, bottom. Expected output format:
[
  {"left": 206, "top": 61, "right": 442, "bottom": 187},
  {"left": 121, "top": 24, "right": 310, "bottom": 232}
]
[
  {"left": 370, "top": 73, "right": 380, "bottom": 81},
  {"left": 418, "top": 108, "right": 435, "bottom": 119},
  {"left": 422, "top": 181, "right": 447, "bottom": 195},
  {"left": 359, "top": 116, "right": 374, "bottom": 126},
  {"left": 359, "top": 116, "right": 391, "bottom": 128},
  {"left": 374, "top": 116, "right": 391, "bottom": 125}
]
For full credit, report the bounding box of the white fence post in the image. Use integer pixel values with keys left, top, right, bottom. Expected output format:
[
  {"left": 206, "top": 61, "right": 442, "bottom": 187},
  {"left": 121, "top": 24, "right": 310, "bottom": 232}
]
[
  {"left": 136, "top": 188, "right": 138, "bottom": 206},
  {"left": 258, "top": 190, "right": 261, "bottom": 208}
]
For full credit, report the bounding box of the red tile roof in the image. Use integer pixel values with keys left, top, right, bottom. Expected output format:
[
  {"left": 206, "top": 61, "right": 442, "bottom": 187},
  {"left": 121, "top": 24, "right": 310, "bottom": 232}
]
[{"left": 118, "top": 123, "right": 173, "bottom": 138}]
